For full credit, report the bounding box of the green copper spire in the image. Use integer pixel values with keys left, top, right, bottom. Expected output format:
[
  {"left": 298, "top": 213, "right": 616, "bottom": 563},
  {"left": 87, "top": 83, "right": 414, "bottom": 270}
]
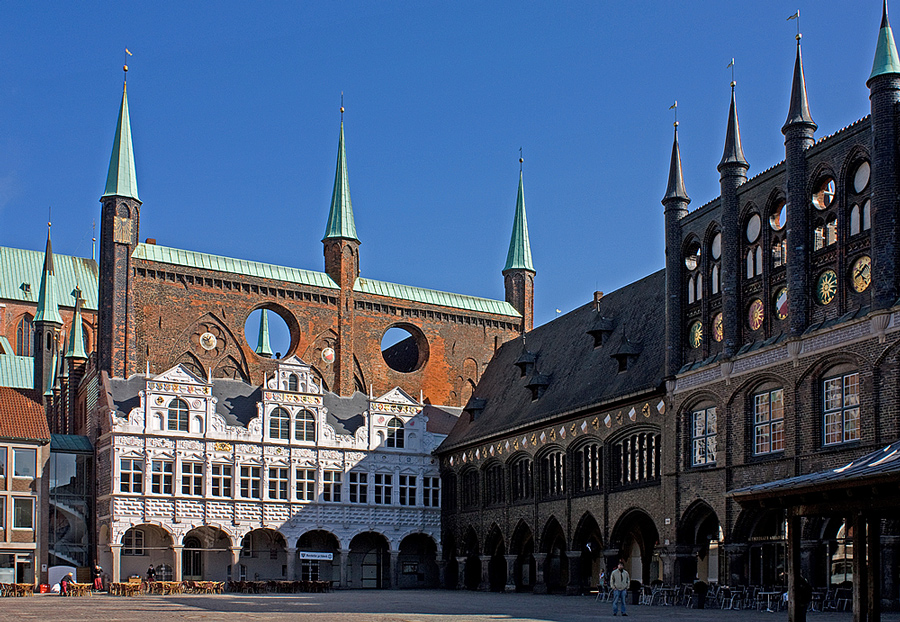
[
  {"left": 870, "top": 0, "right": 900, "bottom": 83},
  {"left": 255, "top": 309, "right": 273, "bottom": 357},
  {"left": 323, "top": 121, "right": 359, "bottom": 242},
  {"left": 65, "top": 293, "right": 87, "bottom": 360},
  {"left": 503, "top": 170, "right": 535, "bottom": 273},
  {"left": 35, "top": 229, "right": 63, "bottom": 325},
  {"left": 102, "top": 82, "right": 140, "bottom": 201}
]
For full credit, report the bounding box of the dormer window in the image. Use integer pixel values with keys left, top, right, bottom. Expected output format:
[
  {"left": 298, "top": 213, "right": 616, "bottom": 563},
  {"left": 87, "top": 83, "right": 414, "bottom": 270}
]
[
  {"left": 612, "top": 340, "right": 642, "bottom": 373},
  {"left": 525, "top": 374, "right": 550, "bottom": 400},
  {"left": 465, "top": 398, "right": 486, "bottom": 421},
  {"left": 514, "top": 351, "right": 536, "bottom": 377},
  {"left": 588, "top": 317, "right": 614, "bottom": 348}
]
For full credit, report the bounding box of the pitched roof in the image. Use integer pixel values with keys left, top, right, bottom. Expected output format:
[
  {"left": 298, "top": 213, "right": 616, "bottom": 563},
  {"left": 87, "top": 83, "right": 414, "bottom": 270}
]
[
  {"left": 0, "top": 387, "right": 51, "bottom": 442},
  {"left": 0, "top": 247, "right": 98, "bottom": 311},
  {"left": 439, "top": 269, "right": 667, "bottom": 451},
  {"left": 0, "top": 355, "right": 34, "bottom": 389}
]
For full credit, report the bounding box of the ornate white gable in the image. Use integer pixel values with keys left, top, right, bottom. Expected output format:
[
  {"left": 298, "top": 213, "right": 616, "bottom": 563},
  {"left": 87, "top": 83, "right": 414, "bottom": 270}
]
[{"left": 151, "top": 364, "right": 209, "bottom": 386}]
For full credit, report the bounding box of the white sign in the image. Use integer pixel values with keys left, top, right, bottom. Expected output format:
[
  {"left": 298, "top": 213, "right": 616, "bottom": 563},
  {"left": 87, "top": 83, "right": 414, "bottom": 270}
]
[{"left": 299, "top": 551, "right": 333, "bottom": 561}]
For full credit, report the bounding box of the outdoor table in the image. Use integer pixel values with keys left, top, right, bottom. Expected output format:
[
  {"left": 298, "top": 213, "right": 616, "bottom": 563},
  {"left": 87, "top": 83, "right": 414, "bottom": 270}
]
[
  {"left": 658, "top": 587, "right": 677, "bottom": 606},
  {"left": 758, "top": 591, "right": 781, "bottom": 612},
  {"left": 67, "top": 583, "right": 92, "bottom": 597}
]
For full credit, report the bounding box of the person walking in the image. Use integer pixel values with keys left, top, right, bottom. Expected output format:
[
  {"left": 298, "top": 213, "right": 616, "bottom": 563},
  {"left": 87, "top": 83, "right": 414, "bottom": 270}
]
[{"left": 610, "top": 562, "right": 630, "bottom": 616}]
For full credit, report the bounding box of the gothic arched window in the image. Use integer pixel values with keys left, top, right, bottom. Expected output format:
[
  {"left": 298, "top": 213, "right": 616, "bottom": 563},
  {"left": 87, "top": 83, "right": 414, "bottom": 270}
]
[{"left": 16, "top": 315, "right": 33, "bottom": 356}]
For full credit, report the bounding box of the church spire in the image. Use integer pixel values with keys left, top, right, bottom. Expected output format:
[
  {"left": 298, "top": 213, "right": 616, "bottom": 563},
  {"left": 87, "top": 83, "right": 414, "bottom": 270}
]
[
  {"left": 503, "top": 170, "right": 535, "bottom": 273},
  {"left": 102, "top": 75, "right": 140, "bottom": 201},
  {"left": 323, "top": 120, "right": 359, "bottom": 242},
  {"left": 870, "top": 0, "right": 900, "bottom": 84},
  {"left": 65, "top": 293, "right": 87, "bottom": 360},
  {"left": 255, "top": 309, "right": 273, "bottom": 357},
  {"left": 718, "top": 83, "right": 749, "bottom": 172},
  {"left": 35, "top": 227, "right": 62, "bottom": 325},
  {"left": 662, "top": 123, "right": 690, "bottom": 204},
  {"left": 783, "top": 37, "right": 817, "bottom": 132}
]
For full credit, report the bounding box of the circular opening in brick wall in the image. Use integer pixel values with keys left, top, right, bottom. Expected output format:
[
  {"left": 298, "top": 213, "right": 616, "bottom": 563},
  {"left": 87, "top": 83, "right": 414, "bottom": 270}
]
[
  {"left": 381, "top": 324, "right": 429, "bottom": 373},
  {"left": 244, "top": 306, "right": 294, "bottom": 359}
]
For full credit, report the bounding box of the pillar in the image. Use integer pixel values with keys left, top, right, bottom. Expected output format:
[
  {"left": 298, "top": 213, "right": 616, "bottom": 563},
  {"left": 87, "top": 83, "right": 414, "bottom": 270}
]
[
  {"left": 286, "top": 547, "right": 296, "bottom": 581},
  {"left": 853, "top": 513, "right": 869, "bottom": 622},
  {"left": 456, "top": 556, "right": 467, "bottom": 590},
  {"left": 867, "top": 516, "right": 881, "bottom": 622},
  {"left": 787, "top": 515, "right": 806, "bottom": 622},
  {"left": 532, "top": 553, "right": 547, "bottom": 594},
  {"left": 476, "top": 555, "right": 490, "bottom": 591},
  {"left": 171, "top": 545, "right": 183, "bottom": 582},
  {"left": 110, "top": 544, "right": 122, "bottom": 584},
  {"left": 389, "top": 550, "right": 399, "bottom": 589},
  {"left": 565, "top": 554, "right": 582, "bottom": 595},
  {"left": 658, "top": 551, "right": 676, "bottom": 586},
  {"left": 437, "top": 560, "right": 447, "bottom": 589},
  {"left": 230, "top": 546, "right": 242, "bottom": 581},
  {"left": 340, "top": 548, "right": 350, "bottom": 588},
  {"left": 504, "top": 555, "right": 517, "bottom": 592}
]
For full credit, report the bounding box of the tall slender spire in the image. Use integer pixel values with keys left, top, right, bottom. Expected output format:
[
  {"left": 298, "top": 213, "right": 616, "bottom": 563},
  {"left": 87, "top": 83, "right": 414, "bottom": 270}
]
[
  {"left": 102, "top": 76, "right": 140, "bottom": 201},
  {"left": 503, "top": 170, "right": 535, "bottom": 272},
  {"left": 35, "top": 228, "right": 62, "bottom": 325},
  {"left": 255, "top": 309, "right": 273, "bottom": 357},
  {"left": 718, "top": 84, "right": 749, "bottom": 171},
  {"left": 663, "top": 124, "right": 690, "bottom": 204},
  {"left": 783, "top": 37, "right": 816, "bottom": 132},
  {"left": 323, "top": 120, "right": 359, "bottom": 242},
  {"left": 65, "top": 293, "right": 87, "bottom": 360},
  {"left": 870, "top": 0, "right": 900, "bottom": 84}
]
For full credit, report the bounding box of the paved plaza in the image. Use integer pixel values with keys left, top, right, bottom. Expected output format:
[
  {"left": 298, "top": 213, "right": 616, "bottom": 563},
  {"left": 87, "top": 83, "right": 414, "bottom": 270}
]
[{"left": 0, "top": 590, "right": 897, "bottom": 622}]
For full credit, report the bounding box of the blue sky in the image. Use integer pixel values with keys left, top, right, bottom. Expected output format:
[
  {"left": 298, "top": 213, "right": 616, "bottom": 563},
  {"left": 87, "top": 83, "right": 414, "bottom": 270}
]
[{"left": 0, "top": 1, "right": 887, "bottom": 347}]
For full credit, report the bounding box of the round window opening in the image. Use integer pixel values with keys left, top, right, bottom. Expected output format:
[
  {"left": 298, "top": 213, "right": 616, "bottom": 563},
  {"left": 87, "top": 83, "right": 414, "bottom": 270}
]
[
  {"left": 381, "top": 325, "right": 428, "bottom": 373},
  {"left": 244, "top": 307, "right": 294, "bottom": 359}
]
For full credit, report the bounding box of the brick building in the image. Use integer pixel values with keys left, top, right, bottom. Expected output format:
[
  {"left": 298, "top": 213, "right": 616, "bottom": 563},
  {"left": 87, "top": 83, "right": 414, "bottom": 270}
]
[{"left": 436, "top": 3, "right": 900, "bottom": 605}]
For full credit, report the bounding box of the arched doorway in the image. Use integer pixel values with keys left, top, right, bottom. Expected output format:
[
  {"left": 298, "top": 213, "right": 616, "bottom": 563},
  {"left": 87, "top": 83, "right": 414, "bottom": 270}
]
[
  {"left": 397, "top": 533, "right": 439, "bottom": 588},
  {"left": 745, "top": 509, "right": 787, "bottom": 588},
  {"left": 678, "top": 502, "right": 722, "bottom": 584},
  {"left": 463, "top": 527, "right": 480, "bottom": 590},
  {"left": 348, "top": 532, "right": 389, "bottom": 589},
  {"left": 540, "top": 517, "right": 568, "bottom": 593},
  {"left": 483, "top": 525, "right": 506, "bottom": 591},
  {"left": 443, "top": 531, "right": 458, "bottom": 589},
  {"left": 573, "top": 513, "right": 603, "bottom": 593},
  {"left": 119, "top": 524, "right": 175, "bottom": 582},
  {"left": 182, "top": 526, "right": 232, "bottom": 581},
  {"left": 509, "top": 521, "right": 535, "bottom": 592},
  {"left": 610, "top": 509, "right": 660, "bottom": 585},
  {"left": 296, "top": 530, "right": 340, "bottom": 583},
  {"left": 240, "top": 529, "right": 286, "bottom": 581}
]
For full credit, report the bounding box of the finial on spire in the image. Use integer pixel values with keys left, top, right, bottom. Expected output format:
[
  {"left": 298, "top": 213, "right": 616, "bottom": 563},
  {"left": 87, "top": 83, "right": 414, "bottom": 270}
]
[
  {"left": 340, "top": 92, "right": 344, "bottom": 120},
  {"left": 869, "top": 0, "right": 900, "bottom": 84},
  {"left": 787, "top": 10, "right": 800, "bottom": 40},
  {"left": 48, "top": 206, "right": 51, "bottom": 229},
  {"left": 727, "top": 58, "right": 735, "bottom": 85},
  {"left": 519, "top": 147, "right": 523, "bottom": 172},
  {"left": 669, "top": 100, "right": 678, "bottom": 126},
  {"left": 124, "top": 48, "right": 132, "bottom": 86},
  {"left": 92, "top": 220, "right": 96, "bottom": 261}
]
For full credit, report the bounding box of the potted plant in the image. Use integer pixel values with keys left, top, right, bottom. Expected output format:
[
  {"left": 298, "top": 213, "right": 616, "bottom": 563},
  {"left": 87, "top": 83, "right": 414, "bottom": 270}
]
[{"left": 693, "top": 580, "right": 709, "bottom": 609}]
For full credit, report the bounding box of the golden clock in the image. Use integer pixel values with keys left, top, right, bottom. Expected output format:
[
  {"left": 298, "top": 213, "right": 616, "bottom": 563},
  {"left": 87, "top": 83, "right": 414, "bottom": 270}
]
[
  {"left": 851, "top": 256, "right": 871, "bottom": 293},
  {"left": 748, "top": 299, "right": 764, "bottom": 331},
  {"left": 816, "top": 270, "right": 838, "bottom": 305},
  {"left": 712, "top": 313, "right": 723, "bottom": 342},
  {"left": 688, "top": 321, "right": 703, "bottom": 349}
]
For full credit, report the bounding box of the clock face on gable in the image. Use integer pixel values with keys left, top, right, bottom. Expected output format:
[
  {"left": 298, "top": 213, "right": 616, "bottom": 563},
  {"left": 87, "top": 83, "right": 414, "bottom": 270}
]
[
  {"left": 712, "top": 313, "right": 723, "bottom": 342},
  {"left": 851, "top": 256, "right": 871, "bottom": 293},
  {"left": 688, "top": 321, "right": 703, "bottom": 349},
  {"left": 816, "top": 270, "right": 838, "bottom": 305}
]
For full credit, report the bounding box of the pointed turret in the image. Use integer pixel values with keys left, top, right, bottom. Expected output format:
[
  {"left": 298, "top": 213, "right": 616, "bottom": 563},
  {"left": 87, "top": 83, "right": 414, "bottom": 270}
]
[
  {"left": 255, "top": 309, "right": 273, "bottom": 357},
  {"left": 503, "top": 171, "right": 535, "bottom": 272},
  {"left": 102, "top": 82, "right": 140, "bottom": 201},
  {"left": 662, "top": 124, "right": 690, "bottom": 205},
  {"left": 323, "top": 122, "right": 359, "bottom": 242},
  {"left": 504, "top": 164, "right": 536, "bottom": 332},
  {"left": 718, "top": 85, "right": 749, "bottom": 172},
  {"left": 870, "top": 0, "right": 900, "bottom": 85},
  {"left": 783, "top": 38, "right": 817, "bottom": 132},
  {"left": 35, "top": 230, "right": 62, "bottom": 325},
  {"left": 65, "top": 294, "right": 87, "bottom": 360}
]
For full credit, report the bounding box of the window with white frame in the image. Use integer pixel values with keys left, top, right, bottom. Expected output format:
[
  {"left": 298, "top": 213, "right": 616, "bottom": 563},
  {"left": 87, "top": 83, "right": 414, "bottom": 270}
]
[
  {"left": 181, "top": 461, "right": 203, "bottom": 496},
  {"left": 240, "top": 465, "right": 261, "bottom": 499},
  {"left": 123, "top": 529, "right": 145, "bottom": 556},
  {"left": 398, "top": 474, "right": 417, "bottom": 506},
  {"left": 386, "top": 418, "right": 405, "bottom": 448},
  {"left": 168, "top": 398, "right": 189, "bottom": 432},
  {"left": 824, "top": 372, "right": 861, "bottom": 446},
  {"left": 374, "top": 473, "right": 393, "bottom": 504},
  {"left": 211, "top": 464, "right": 232, "bottom": 497},
  {"left": 12, "top": 498, "right": 33, "bottom": 529},
  {"left": 754, "top": 389, "right": 785, "bottom": 455},
  {"left": 422, "top": 476, "right": 440, "bottom": 507},
  {"left": 151, "top": 460, "right": 173, "bottom": 494},
  {"left": 269, "top": 407, "right": 290, "bottom": 440},
  {"left": 120, "top": 458, "right": 143, "bottom": 493},
  {"left": 691, "top": 406, "right": 717, "bottom": 466},
  {"left": 295, "top": 410, "right": 316, "bottom": 442},
  {"left": 349, "top": 471, "right": 368, "bottom": 503},
  {"left": 296, "top": 468, "right": 315, "bottom": 501},
  {"left": 13, "top": 448, "right": 35, "bottom": 478},
  {"left": 268, "top": 467, "right": 289, "bottom": 500},
  {"left": 322, "top": 470, "right": 342, "bottom": 502}
]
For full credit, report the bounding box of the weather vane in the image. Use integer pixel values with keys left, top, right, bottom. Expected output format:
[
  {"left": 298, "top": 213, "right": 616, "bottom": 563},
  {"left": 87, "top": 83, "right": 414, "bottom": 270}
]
[
  {"left": 787, "top": 10, "right": 801, "bottom": 40},
  {"left": 124, "top": 48, "right": 132, "bottom": 83},
  {"left": 669, "top": 100, "right": 678, "bottom": 127},
  {"left": 727, "top": 58, "right": 735, "bottom": 87}
]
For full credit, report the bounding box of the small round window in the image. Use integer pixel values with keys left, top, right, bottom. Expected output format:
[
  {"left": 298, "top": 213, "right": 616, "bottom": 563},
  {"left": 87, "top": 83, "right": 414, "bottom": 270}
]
[
  {"left": 769, "top": 200, "right": 787, "bottom": 231},
  {"left": 710, "top": 233, "right": 722, "bottom": 260},
  {"left": 812, "top": 178, "right": 836, "bottom": 211},
  {"left": 853, "top": 161, "right": 870, "bottom": 194},
  {"left": 381, "top": 324, "right": 429, "bottom": 373},
  {"left": 746, "top": 214, "right": 761, "bottom": 243}
]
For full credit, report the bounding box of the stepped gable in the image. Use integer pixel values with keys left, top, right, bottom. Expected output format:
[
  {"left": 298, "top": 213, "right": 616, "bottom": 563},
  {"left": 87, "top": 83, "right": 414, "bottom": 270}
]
[{"left": 441, "top": 269, "right": 665, "bottom": 450}]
